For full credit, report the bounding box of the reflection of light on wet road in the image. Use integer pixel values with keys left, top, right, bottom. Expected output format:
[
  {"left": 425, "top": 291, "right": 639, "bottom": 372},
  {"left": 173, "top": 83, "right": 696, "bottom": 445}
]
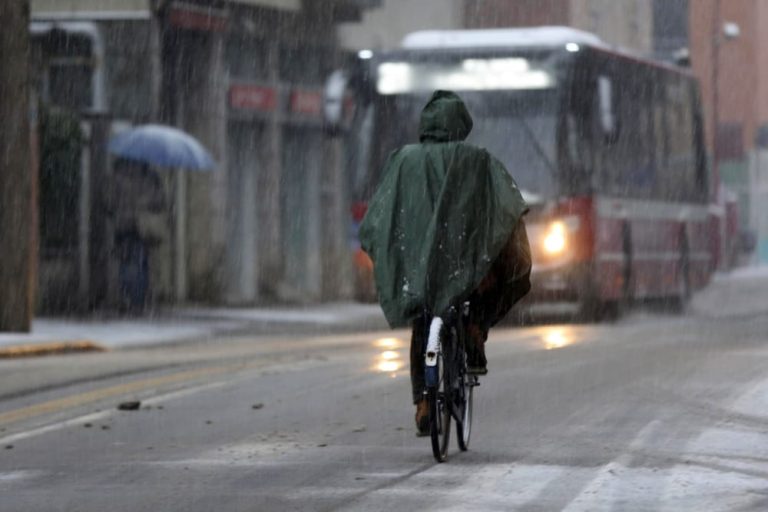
[
  {"left": 372, "top": 337, "right": 406, "bottom": 377},
  {"left": 374, "top": 337, "right": 404, "bottom": 349},
  {"left": 488, "top": 324, "right": 588, "bottom": 353},
  {"left": 542, "top": 327, "right": 575, "bottom": 350},
  {"left": 377, "top": 360, "right": 402, "bottom": 373}
]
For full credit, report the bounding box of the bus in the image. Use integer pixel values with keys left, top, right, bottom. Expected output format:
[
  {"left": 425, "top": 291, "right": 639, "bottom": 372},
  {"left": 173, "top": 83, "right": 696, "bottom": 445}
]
[{"left": 327, "top": 27, "right": 712, "bottom": 317}]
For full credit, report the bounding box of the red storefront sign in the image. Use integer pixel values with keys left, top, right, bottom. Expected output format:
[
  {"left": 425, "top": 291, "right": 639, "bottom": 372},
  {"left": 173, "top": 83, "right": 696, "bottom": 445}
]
[
  {"left": 168, "top": 3, "right": 228, "bottom": 32},
  {"left": 229, "top": 85, "right": 277, "bottom": 112},
  {"left": 289, "top": 89, "right": 323, "bottom": 117}
]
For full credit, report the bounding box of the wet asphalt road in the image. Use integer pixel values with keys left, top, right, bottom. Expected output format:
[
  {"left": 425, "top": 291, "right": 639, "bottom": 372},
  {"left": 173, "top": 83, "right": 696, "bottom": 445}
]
[{"left": 2, "top": 284, "right": 768, "bottom": 510}]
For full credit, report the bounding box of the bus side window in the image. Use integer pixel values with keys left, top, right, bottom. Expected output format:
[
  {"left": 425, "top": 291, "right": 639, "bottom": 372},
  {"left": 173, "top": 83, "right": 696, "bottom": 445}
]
[
  {"left": 664, "top": 78, "right": 696, "bottom": 201},
  {"left": 557, "top": 66, "right": 602, "bottom": 195},
  {"left": 561, "top": 75, "right": 594, "bottom": 195},
  {"left": 563, "top": 113, "right": 590, "bottom": 193},
  {"left": 348, "top": 104, "right": 374, "bottom": 198},
  {"left": 591, "top": 73, "right": 620, "bottom": 195},
  {"left": 636, "top": 73, "right": 656, "bottom": 199},
  {"left": 652, "top": 74, "right": 669, "bottom": 194},
  {"left": 598, "top": 76, "right": 618, "bottom": 143},
  {"left": 615, "top": 69, "right": 654, "bottom": 200},
  {"left": 691, "top": 85, "right": 709, "bottom": 202},
  {"left": 600, "top": 73, "right": 630, "bottom": 197}
]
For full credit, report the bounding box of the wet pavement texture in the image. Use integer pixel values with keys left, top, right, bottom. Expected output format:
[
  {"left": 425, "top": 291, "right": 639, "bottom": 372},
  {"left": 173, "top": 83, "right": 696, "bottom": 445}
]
[{"left": 1, "top": 273, "right": 768, "bottom": 511}]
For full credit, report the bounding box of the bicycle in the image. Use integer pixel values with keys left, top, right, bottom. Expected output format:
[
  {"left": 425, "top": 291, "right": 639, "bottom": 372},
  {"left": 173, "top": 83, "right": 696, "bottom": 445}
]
[{"left": 423, "top": 302, "right": 479, "bottom": 462}]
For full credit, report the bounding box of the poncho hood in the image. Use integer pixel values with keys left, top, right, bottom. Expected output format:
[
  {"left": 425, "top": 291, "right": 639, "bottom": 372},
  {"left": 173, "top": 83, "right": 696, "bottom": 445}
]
[{"left": 418, "top": 90, "right": 474, "bottom": 143}]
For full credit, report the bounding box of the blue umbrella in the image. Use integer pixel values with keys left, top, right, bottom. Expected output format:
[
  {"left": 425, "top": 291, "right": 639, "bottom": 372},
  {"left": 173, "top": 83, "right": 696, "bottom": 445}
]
[{"left": 109, "top": 124, "right": 216, "bottom": 171}]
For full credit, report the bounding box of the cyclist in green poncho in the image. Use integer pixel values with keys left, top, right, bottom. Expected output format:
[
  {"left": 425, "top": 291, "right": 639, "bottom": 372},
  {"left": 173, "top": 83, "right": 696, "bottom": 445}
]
[{"left": 359, "top": 90, "right": 532, "bottom": 434}]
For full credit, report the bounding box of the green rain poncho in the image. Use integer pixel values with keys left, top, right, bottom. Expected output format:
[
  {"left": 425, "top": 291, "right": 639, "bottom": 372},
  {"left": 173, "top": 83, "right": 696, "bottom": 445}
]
[{"left": 359, "top": 90, "right": 528, "bottom": 327}]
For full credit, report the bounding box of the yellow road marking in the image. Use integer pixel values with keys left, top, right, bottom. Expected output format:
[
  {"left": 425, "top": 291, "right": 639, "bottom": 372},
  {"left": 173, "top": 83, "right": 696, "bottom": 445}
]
[
  {"left": 0, "top": 364, "right": 238, "bottom": 426},
  {"left": 0, "top": 340, "right": 105, "bottom": 359}
]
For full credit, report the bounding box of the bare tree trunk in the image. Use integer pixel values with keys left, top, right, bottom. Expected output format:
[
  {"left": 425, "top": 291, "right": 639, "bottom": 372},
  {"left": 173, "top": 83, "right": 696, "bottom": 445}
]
[{"left": 0, "top": 0, "right": 35, "bottom": 332}]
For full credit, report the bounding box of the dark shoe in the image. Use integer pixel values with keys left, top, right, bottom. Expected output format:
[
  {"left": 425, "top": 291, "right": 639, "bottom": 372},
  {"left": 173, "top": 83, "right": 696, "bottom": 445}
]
[
  {"left": 466, "top": 323, "right": 488, "bottom": 375},
  {"left": 415, "top": 399, "right": 429, "bottom": 437}
]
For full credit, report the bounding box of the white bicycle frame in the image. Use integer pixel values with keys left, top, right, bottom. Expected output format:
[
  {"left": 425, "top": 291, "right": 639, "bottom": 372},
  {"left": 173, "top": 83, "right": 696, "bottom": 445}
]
[{"left": 425, "top": 317, "right": 443, "bottom": 367}]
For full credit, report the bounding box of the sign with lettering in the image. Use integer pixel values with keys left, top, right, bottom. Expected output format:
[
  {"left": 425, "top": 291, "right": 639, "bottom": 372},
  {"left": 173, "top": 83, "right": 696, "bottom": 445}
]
[
  {"left": 229, "top": 84, "right": 277, "bottom": 112},
  {"left": 290, "top": 89, "right": 323, "bottom": 117}
]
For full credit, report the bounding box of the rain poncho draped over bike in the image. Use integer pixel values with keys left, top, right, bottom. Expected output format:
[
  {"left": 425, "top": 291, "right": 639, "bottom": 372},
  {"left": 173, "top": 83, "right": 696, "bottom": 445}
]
[{"left": 359, "top": 90, "right": 528, "bottom": 327}]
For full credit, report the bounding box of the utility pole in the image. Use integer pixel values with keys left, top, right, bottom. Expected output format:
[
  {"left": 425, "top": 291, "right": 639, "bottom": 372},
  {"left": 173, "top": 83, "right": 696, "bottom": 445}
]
[
  {"left": 710, "top": 0, "right": 723, "bottom": 270},
  {"left": 711, "top": 0, "right": 720, "bottom": 191},
  {"left": 0, "top": 0, "right": 35, "bottom": 332},
  {"left": 710, "top": 0, "right": 741, "bottom": 270}
]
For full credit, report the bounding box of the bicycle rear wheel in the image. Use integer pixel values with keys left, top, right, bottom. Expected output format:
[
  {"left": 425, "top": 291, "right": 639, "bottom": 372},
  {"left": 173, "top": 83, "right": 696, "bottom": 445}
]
[
  {"left": 428, "top": 355, "right": 451, "bottom": 462},
  {"left": 456, "top": 372, "right": 473, "bottom": 451}
]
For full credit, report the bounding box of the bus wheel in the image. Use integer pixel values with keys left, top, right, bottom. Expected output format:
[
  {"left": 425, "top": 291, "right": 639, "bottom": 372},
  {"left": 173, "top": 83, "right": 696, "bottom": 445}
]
[
  {"left": 618, "top": 226, "right": 635, "bottom": 315},
  {"left": 593, "top": 231, "right": 634, "bottom": 322},
  {"left": 578, "top": 295, "right": 614, "bottom": 322},
  {"left": 577, "top": 298, "right": 598, "bottom": 322},
  {"left": 671, "top": 241, "right": 691, "bottom": 314},
  {"left": 578, "top": 269, "right": 617, "bottom": 322}
]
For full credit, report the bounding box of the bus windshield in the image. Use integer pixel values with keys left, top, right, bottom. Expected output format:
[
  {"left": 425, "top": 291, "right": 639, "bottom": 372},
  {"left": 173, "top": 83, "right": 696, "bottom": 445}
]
[
  {"left": 467, "top": 92, "right": 558, "bottom": 202},
  {"left": 354, "top": 89, "right": 560, "bottom": 203}
]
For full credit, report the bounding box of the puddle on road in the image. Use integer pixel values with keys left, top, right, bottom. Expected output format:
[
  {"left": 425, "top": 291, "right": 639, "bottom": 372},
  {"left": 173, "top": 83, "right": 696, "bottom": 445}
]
[
  {"left": 540, "top": 327, "right": 576, "bottom": 350},
  {"left": 371, "top": 337, "right": 406, "bottom": 378},
  {"left": 0, "top": 470, "right": 44, "bottom": 486},
  {"left": 493, "top": 324, "right": 585, "bottom": 352}
]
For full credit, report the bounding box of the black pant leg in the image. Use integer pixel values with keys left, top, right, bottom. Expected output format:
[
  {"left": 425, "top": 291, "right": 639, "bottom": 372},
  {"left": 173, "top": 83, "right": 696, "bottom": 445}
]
[{"left": 410, "top": 317, "right": 426, "bottom": 404}]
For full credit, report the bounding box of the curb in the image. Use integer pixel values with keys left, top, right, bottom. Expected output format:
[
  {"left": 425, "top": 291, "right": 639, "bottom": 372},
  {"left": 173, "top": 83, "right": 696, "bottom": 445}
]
[
  {"left": 0, "top": 340, "right": 107, "bottom": 359},
  {"left": 0, "top": 311, "right": 390, "bottom": 359}
]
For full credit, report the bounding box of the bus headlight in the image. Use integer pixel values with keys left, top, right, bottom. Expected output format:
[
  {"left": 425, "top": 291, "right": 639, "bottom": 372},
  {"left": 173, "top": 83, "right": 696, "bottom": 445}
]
[{"left": 543, "top": 221, "right": 568, "bottom": 255}]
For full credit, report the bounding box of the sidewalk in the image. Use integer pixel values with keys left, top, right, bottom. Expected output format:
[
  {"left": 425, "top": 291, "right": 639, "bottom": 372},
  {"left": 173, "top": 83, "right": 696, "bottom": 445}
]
[
  {"left": 2, "top": 265, "right": 766, "bottom": 358},
  {"left": 0, "top": 302, "right": 388, "bottom": 357},
  {"left": 690, "top": 264, "right": 768, "bottom": 318}
]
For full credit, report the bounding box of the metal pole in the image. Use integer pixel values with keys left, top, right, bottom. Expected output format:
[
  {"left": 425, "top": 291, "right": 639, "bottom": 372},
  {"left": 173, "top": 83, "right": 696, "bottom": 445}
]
[
  {"left": 173, "top": 34, "right": 188, "bottom": 302},
  {"left": 711, "top": 0, "right": 727, "bottom": 270},
  {"left": 712, "top": 0, "right": 720, "bottom": 186},
  {"left": 79, "top": 122, "right": 92, "bottom": 303},
  {"left": 174, "top": 169, "right": 187, "bottom": 301},
  {"left": 264, "top": 41, "right": 283, "bottom": 294}
]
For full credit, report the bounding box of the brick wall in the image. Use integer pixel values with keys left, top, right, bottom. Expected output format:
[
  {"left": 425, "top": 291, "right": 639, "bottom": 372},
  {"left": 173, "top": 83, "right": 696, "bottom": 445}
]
[{"left": 690, "top": 0, "right": 762, "bottom": 157}]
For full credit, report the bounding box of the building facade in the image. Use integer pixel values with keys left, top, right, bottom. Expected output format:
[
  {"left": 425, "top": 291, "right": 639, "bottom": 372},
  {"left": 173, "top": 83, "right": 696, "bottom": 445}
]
[
  {"left": 30, "top": 0, "right": 378, "bottom": 311},
  {"left": 689, "top": 0, "right": 768, "bottom": 263},
  {"left": 339, "top": 0, "right": 654, "bottom": 55},
  {"left": 652, "top": 0, "right": 688, "bottom": 62},
  {"left": 338, "top": 0, "right": 463, "bottom": 51}
]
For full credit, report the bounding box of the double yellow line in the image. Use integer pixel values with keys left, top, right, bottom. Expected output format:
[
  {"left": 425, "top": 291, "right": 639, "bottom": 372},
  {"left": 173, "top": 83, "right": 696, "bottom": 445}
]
[{"left": 0, "top": 364, "right": 234, "bottom": 426}]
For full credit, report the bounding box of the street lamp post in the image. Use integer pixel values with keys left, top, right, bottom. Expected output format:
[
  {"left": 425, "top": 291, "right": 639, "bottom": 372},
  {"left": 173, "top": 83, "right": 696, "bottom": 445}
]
[{"left": 710, "top": 0, "right": 739, "bottom": 270}]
